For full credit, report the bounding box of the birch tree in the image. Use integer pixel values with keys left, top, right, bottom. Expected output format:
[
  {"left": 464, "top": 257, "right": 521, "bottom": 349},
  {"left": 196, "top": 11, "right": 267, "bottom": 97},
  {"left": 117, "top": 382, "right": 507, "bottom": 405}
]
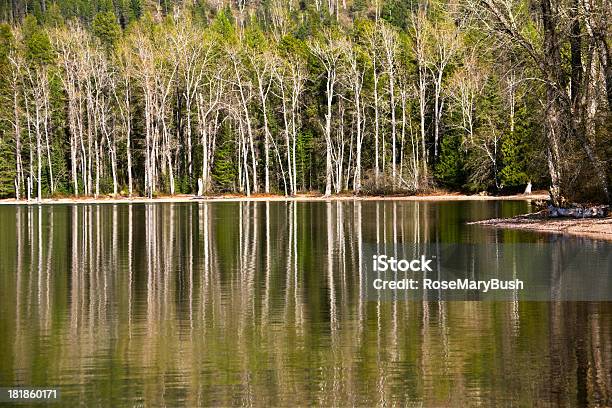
[
  {"left": 427, "top": 16, "right": 460, "bottom": 159},
  {"left": 275, "top": 55, "right": 305, "bottom": 196},
  {"left": 113, "top": 41, "right": 134, "bottom": 197},
  {"left": 249, "top": 47, "right": 275, "bottom": 193},
  {"left": 8, "top": 48, "right": 24, "bottom": 199},
  {"left": 170, "top": 14, "right": 210, "bottom": 182},
  {"left": 23, "top": 58, "right": 52, "bottom": 201},
  {"left": 450, "top": 49, "right": 485, "bottom": 143},
  {"left": 380, "top": 22, "right": 399, "bottom": 187},
  {"left": 467, "top": 0, "right": 610, "bottom": 204},
  {"left": 132, "top": 31, "right": 157, "bottom": 198},
  {"left": 228, "top": 45, "right": 258, "bottom": 195},
  {"left": 53, "top": 24, "right": 83, "bottom": 195},
  {"left": 366, "top": 22, "right": 382, "bottom": 186},
  {"left": 344, "top": 41, "right": 367, "bottom": 193},
  {"left": 410, "top": 8, "right": 430, "bottom": 185},
  {"left": 197, "top": 71, "right": 224, "bottom": 194},
  {"left": 309, "top": 30, "right": 345, "bottom": 196}
]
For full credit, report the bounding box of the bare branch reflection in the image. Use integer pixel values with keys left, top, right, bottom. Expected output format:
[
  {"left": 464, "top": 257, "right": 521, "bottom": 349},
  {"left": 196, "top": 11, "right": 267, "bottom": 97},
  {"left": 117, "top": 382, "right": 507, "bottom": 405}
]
[{"left": 1, "top": 201, "right": 610, "bottom": 406}]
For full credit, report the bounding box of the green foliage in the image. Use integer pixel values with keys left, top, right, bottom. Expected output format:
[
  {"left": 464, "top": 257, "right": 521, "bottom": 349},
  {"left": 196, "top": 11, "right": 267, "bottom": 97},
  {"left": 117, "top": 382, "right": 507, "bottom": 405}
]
[
  {"left": 23, "top": 15, "right": 53, "bottom": 64},
  {"left": 0, "top": 136, "right": 15, "bottom": 198},
  {"left": 244, "top": 20, "right": 266, "bottom": 50},
  {"left": 128, "top": 0, "right": 143, "bottom": 22},
  {"left": 381, "top": 0, "right": 415, "bottom": 31},
  {"left": 293, "top": 8, "right": 323, "bottom": 40},
  {"left": 478, "top": 76, "right": 505, "bottom": 130},
  {"left": 211, "top": 8, "right": 235, "bottom": 43},
  {"left": 48, "top": 74, "right": 69, "bottom": 194},
  {"left": 278, "top": 33, "right": 308, "bottom": 61},
  {"left": 351, "top": 0, "right": 368, "bottom": 16},
  {"left": 56, "top": 0, "right": 95, "bottom": 22},
  {"left": 96, "top": 0, "right": 114, "bottom": 13},
  {"left": 297, "top": 130, "right": 314, "bottom": 190},
  {"left": 212, "top": 122, "right": 237, "bottom": 191},
  {"left": 0, "top": 49, "right": 12, "bottom": 198},
  {"left": 92, "top": 11, "right": 121, "bottom": 49},
  {"left": 434, "top": 133, "right": 466, "bottom": 189},
  {"left": 499, "top": 105, "right": 530, "bottom": 187},
  {"left": 0, "top": 23, "right": 13, "bottom": 58},
  {"left": 43, "top": 3, "right": 64, "bottom": 27}
]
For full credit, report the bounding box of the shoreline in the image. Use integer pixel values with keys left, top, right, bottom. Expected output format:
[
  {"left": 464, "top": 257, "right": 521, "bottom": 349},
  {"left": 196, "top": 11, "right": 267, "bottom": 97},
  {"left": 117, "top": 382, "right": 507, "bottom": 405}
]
[
  {"left": 470, "top": 212, "right": 612, "bottom": 241},
  {"left": 3, "top": 192, "right": 609, "bottom": 240},
  {"left": 0, "top": 192, "right": 548, "bottom": 205}
]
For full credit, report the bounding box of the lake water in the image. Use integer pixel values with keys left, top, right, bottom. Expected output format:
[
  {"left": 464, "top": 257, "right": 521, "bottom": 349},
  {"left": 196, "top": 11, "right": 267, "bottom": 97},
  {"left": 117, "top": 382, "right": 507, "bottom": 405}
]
[{"left": 0, "top": 200, "right": 610, "bottom": 406}]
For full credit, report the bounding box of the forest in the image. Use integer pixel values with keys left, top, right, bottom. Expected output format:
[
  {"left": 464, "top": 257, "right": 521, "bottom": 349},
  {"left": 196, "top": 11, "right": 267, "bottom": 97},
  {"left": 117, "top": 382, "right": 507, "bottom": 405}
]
[{"left": 0, "top": 0, "right": 609, "bottom": 204}]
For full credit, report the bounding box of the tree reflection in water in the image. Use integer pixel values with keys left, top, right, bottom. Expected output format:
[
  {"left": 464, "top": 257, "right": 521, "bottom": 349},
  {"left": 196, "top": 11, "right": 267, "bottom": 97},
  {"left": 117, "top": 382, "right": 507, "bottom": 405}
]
[{"left": 0, "top": 201, "right": 610, "bottom": 406}]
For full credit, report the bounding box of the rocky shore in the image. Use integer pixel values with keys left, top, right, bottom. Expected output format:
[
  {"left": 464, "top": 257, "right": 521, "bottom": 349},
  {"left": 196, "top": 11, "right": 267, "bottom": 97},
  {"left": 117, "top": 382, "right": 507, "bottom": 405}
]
[{"left": 470, "top": 211, "right": 612, "bottom": 241}]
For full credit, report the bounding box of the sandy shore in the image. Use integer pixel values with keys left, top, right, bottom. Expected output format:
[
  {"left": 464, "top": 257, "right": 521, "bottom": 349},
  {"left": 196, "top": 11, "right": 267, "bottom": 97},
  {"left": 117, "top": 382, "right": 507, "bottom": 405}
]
[
  {"left": 470, "top": 212, "right": 612, "bottom": 241},
  {"left": 6, "top": 192, "right": 608, "bottom": 240},
  {"left": 0, "top": 192, "right": 548, "bottom": 205}
]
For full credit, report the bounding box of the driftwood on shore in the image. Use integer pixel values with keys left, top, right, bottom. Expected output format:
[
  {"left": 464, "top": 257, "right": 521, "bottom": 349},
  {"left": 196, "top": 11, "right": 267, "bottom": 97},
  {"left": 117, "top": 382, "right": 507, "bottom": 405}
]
[
  {"left": 470, "top": 211, "right": 612, "bottom": 241},
  {"left": 547, "top": 205, "right": 609, "bottom": 218}
]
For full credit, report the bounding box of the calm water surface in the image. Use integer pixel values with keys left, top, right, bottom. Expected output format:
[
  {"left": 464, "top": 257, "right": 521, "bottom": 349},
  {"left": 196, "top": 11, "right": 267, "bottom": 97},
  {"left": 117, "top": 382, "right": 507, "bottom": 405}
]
[{"left": 0, "top": 200, "right": 610, "bottom": 406}]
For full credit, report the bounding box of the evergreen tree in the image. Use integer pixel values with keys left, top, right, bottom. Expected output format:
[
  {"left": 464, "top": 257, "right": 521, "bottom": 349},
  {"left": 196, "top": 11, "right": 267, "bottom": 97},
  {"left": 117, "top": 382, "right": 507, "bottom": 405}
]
[
  {"left": 500, "top": 105, "right": 530, "bottom": 188},
  {"left": 92, "top": 11, "right": 120, "bottom": 49},
  {"left": 23, "top": 14, "right": 53, "bottom": 64},
  {"left": 0, "top": 136, "right": 15, "bottom": 197},
  {"left": 212, "top": 123, "right": 238, "bottom": 192},
  {"left": 434, "top": 133, "right": 465, "bottom": 189},
  {"left": 0, "top": 23, "right": 13, "bottom": 197}
]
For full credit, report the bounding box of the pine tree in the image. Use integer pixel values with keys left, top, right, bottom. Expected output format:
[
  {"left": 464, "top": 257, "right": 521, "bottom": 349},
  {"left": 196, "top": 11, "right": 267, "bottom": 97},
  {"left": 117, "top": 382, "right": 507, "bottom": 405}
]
[
  {"left": 92, "top": 11, "right": 120, "bottom": 49},
  {"left": 500, "top": 105, "right": 530, "bottom": 188},
  {"left": 212, "top": 123, "right": 237, "bottom": 191},
  {"left": 434, "top": 133, "right": 465, "bottom": 189},
  {"left": 0, "top": 135, "right": 16, "bottom": 198}
]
